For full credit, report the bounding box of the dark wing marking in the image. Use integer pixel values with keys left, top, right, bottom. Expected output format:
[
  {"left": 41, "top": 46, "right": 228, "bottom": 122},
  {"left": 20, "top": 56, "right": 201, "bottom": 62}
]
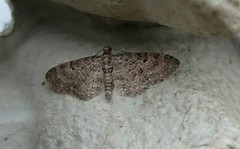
[
  {"left": 45, "top": 56, "right": 104, "bottom": 100},
  {"left": 112, "top": 52, "right": 180, "bottom": 96}
]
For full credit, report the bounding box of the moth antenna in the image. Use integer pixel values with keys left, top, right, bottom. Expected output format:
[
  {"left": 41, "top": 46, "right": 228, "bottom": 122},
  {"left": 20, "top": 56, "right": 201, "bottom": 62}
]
[
  {"left": 114, "top": 48, "right": 127, "bottom": 53},
  {"left": 94, "top": 48, "right": 103, "bottom": 57}
]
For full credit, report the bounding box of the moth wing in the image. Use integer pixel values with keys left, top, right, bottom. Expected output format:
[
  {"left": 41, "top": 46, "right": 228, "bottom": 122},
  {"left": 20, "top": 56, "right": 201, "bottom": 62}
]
[
  {"left": 112, "top": 52, "right": 180, "bottom": 97},
  {"left": 45, "top": 56, "right": 104, "bottom": 100}
]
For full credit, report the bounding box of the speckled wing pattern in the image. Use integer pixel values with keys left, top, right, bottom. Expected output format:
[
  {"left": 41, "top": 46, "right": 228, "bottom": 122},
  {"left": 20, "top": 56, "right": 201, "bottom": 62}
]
[
  {"left": 45, "top": 48, "right": 180, "bottom": 101},
  {"left": 112, "top": 53, "right": 180, "bottom": 96},
  {"left": 45, "top": 56, "right": 104, "bottom": 101}
]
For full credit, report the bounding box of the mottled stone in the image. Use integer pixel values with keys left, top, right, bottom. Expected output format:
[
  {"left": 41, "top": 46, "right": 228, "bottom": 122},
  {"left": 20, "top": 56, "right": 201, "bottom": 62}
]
[{"left": 51, "top": 0, "right": 240, "bottom": 37}]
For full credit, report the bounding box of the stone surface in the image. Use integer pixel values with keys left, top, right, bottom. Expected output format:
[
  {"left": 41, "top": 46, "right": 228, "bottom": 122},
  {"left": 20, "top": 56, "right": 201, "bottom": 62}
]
[
  {"left": 0, "top": 1, "right": 240, "bottom": 149},
  {"left": 51, "top": 0, "right": 240, "bottom": 37},
  {"left": 0, "top": 0, "right": 14, "bottom": 36}
]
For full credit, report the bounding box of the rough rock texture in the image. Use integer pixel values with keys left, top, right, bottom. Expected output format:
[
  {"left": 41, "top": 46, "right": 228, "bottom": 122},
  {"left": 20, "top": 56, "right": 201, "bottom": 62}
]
[
  {"left": 51, "top": 0, "right": 240, "bottom": 37},
  {"left": 0, "top": 0, "right": 240, "bottom": 149}
]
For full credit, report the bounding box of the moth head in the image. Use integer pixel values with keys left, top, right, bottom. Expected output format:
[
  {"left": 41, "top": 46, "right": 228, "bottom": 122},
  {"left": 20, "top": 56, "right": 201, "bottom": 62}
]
[{"left": 103, "top": 45, "right": 112, "bottom": 54}]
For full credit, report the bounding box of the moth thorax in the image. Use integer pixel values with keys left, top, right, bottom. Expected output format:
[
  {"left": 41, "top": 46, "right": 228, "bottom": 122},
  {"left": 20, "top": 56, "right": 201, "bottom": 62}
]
[
  {"left": 102, "top": 46, "right": 112, "bottom": 62},
  {"left": 102, "top": 56, "right": 111, "bottom": 64},
  {"left": 102, "top": 52, "right": 113, "bottom": 73}
]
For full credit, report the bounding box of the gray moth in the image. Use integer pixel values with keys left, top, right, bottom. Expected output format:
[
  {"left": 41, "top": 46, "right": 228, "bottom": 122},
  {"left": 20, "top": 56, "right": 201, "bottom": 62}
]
[{"left": 45, "top": 46, "right": 180, "bottom": 101}]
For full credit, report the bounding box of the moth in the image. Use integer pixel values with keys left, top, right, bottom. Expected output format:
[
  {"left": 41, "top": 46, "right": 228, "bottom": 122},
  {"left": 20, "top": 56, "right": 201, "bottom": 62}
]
[{"left": 45, "top": 46, "right": 180, "bottom": 101}]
